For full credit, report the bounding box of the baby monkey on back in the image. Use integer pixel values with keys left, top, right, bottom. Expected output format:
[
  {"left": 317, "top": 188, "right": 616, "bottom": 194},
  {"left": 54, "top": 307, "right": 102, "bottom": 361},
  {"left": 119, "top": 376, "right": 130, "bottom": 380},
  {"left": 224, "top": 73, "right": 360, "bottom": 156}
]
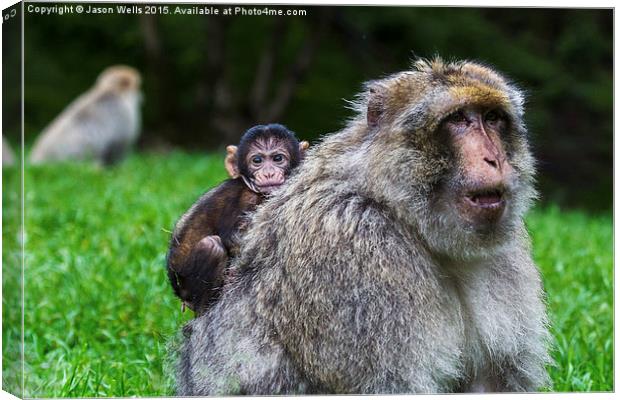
[{"left": 167, "top": 124, "right": 308, "bottom": 315}]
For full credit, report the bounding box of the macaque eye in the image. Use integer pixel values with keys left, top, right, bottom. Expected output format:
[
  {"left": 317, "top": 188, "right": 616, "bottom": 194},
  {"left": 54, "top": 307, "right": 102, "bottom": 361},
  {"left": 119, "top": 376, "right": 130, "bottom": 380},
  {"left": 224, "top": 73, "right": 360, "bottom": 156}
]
[
  {"left": 446, "top": 110, "right": 467, "bottom": 124},
  {"left": 485, "top": 110, "right": 502, "bottom": 124},
  {"left": 252, "top": 155, "right": 263, "bottom": 164},
  {"left": 273, "top": 154, "right": 284, "bottom": 163}
]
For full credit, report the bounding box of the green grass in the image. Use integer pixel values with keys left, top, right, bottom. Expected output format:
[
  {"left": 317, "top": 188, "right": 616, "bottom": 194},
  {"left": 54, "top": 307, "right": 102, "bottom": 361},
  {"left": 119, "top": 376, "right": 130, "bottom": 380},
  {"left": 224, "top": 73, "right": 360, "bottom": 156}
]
[
  {"left": 528, "top": 207, "right": 613, "bottom": 391},
  {"left": 2, "top": 152, "right": 613, "bottom": 396}
]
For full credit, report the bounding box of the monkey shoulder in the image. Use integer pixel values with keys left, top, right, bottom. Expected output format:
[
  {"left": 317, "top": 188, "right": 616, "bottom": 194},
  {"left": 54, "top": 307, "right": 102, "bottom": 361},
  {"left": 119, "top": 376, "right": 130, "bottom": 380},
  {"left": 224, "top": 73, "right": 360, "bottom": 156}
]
[
  {"left": 298, "top": 190, "right": 409, "bottom": 246},
  {"left": 245, "top": 190, "right": 429, "bottom": 291},
  {"left": 73, "top": 91, "right": 123, "bottom": 129},
  {"left": 210, "top": 179, "right": 262, "bottom": 222},
  {"left": 171, "top": 179, "right": 260, "bottom": 252}
]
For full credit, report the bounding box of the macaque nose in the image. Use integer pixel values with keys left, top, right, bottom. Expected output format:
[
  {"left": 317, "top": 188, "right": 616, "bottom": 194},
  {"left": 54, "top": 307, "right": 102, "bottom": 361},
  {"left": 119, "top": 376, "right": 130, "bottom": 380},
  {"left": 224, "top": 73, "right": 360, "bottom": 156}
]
[
  {"left": 480, "top": 133, "right": 505, "bottom": 174},
  {"left": 484, "top": 157, "right": 498, "bottom": 169},
  {"left": 479, "top": 155, "right": 503, "bottom": 184}
]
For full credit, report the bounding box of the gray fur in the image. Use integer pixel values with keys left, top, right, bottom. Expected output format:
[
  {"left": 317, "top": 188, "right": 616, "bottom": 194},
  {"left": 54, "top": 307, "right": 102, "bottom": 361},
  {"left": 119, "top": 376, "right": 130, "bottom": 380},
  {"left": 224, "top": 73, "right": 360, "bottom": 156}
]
[
  {"left": 177, "top": 57, "right": 550, "bottom": 394},
  {"left": 3, "top": 136, "right": 16, "bottom": 167}
]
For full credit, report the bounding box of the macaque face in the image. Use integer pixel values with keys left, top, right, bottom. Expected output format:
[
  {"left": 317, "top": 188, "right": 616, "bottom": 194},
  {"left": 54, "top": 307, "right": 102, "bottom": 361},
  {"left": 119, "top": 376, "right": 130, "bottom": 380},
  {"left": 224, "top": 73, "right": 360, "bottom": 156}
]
[
  {"left": 245, "top": 137, "right": 292, "bottom": 194},
  {"left": 440, "top": 106, "right": 515, "bottom": 231}
]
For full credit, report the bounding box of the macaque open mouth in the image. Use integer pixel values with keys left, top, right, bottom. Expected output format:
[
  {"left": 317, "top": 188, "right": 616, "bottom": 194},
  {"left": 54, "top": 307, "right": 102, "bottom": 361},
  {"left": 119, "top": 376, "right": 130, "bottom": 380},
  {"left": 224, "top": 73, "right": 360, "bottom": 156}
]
[{"left": 465, "top": 188, "right": 505, "bottom": 209}]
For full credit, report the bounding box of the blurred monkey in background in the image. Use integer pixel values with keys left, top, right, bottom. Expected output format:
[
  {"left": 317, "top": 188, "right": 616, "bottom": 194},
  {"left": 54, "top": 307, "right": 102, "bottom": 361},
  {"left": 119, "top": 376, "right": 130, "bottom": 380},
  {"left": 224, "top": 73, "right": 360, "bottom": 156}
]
[
  {"left": 3, "top": 136, "right": 16, "bottom": 167},
  {"left": 30, "top": 65, "right": 142, "bottom": 166}
]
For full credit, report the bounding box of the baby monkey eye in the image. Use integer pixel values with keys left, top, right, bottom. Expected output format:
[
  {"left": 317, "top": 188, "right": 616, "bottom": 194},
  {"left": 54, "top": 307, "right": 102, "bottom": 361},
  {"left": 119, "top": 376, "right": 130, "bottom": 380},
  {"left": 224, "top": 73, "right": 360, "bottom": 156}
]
[
  {"left": 251, "top": 155, "right": 263, "bottom": 164},
  {"left": 273, "top": 154, "right": 284, "bottom": 163}
]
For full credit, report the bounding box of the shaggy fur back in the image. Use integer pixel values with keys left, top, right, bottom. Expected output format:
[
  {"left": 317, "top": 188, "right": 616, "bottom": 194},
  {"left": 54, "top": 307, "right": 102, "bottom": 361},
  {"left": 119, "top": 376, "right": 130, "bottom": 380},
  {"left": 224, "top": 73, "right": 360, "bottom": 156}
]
[{"left": 177, "top": 57, "right": 550, "bottom": 394}]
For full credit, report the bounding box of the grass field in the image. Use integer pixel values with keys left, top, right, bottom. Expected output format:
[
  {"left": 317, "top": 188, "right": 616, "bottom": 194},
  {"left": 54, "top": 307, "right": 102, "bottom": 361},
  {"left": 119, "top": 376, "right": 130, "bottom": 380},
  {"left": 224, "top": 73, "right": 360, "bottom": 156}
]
[{"left": 2, "top": 152, "right": 613, "bottom": 396}]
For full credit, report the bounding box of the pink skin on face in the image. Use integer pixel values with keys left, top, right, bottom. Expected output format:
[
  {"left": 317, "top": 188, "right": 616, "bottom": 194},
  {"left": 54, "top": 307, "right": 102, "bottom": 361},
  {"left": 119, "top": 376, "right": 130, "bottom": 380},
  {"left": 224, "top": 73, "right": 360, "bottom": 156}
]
[
  {"left": 245, "top": 137, "right": 290, "bottom": 194},
  {"left": 444, "top": 107, "right": 514, "bottom": 227}
]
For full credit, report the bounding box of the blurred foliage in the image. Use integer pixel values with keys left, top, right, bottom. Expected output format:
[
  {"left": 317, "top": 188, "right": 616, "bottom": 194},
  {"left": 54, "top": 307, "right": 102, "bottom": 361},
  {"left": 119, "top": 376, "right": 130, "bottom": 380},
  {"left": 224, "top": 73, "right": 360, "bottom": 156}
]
[{"left": 2, "top": 5, "right": 612, "bottom": 210}]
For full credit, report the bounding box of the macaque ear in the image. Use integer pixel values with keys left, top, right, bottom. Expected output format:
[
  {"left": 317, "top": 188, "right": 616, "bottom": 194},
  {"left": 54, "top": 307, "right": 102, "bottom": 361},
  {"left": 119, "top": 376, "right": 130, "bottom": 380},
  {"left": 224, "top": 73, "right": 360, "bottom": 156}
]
[
  {"left": 367, "top": 86, "right": 385, "bottom": 128},
  {"left": 299, "top": 141, "right": 309, "bottom": 159},
  {"left": 225, "top": 145, "right": 239, "bottom": 179}
]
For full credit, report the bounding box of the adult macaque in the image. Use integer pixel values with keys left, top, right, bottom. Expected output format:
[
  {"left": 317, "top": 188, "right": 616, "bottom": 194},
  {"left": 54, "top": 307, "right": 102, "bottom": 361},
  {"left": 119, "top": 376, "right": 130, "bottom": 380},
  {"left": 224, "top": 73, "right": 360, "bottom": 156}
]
[
  {"left": 30, "top": 65, "right": 142, "bottom": 166},
  {"left": 167, "top": 123, "right": 308, "bottom": 315},
  {"left": 177, "top": 58, "right": 550, "bottom": 394}
]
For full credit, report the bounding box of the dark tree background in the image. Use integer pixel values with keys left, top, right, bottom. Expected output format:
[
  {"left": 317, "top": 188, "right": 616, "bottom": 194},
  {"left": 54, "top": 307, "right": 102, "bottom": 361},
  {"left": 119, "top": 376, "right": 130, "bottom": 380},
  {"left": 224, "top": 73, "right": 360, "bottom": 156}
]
[{"left": 3, "top": 4, "right": 613, "bottom": 210}]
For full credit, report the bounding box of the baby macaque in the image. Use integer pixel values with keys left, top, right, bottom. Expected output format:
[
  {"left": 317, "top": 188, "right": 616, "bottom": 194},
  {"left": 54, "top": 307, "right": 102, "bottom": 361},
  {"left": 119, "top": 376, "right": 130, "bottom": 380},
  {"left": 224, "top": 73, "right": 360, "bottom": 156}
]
[{"left": 167, "top": 123, "right": 308, "bottom": 314}]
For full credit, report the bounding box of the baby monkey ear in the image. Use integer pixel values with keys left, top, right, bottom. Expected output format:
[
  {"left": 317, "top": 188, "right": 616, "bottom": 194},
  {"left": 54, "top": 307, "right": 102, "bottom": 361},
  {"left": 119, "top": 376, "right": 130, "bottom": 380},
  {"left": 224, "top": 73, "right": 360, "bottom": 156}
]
[
  {"left": 299, "top": 141, "right": 310, "bottom": 159},
  {"left": 225, "top": 145, "right": 240, "bottom": 179}
]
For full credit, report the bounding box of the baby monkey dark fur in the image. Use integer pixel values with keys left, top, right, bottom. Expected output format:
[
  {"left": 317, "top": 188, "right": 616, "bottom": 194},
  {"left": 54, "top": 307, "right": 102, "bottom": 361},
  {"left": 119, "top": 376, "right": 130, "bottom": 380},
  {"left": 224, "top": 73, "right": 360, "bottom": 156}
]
[{"left": 166, "top": 124, "right": 308, "bottom": 315}]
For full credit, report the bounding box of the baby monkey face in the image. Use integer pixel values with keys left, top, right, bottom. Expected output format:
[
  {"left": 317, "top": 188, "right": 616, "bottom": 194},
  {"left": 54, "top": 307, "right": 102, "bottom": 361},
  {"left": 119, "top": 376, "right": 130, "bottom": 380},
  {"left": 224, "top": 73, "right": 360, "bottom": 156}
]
[{"left": 245, "top": 136, "right": 291, "bottom": 193}]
